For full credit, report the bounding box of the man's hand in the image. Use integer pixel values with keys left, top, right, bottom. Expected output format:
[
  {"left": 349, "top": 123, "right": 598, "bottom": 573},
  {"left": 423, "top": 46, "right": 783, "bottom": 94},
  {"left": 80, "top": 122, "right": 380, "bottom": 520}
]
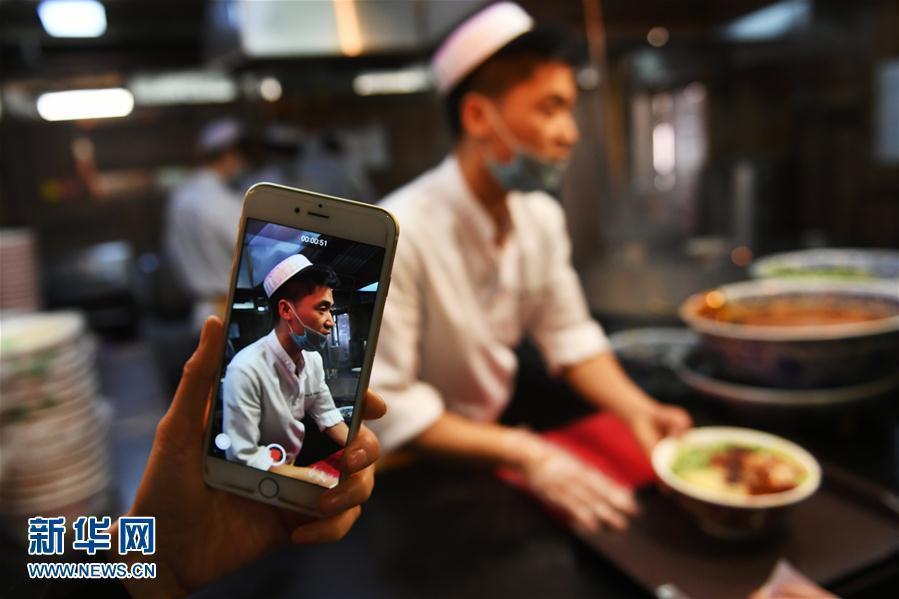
[
  {"left": 118, "top": 316, "right": 387, "bottom": 598},
  {"left": 625, "top": 402, "right": 692, "bottom": 455},
  {"left": 512, "top": 430, "right": 638, "bottom": 534}
]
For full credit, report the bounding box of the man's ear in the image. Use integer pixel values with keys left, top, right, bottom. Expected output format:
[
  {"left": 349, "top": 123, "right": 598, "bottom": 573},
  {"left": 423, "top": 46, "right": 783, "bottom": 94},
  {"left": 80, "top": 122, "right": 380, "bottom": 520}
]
[
  {"left": 459, "top": 93, "right": 494, "bottom": 141},
  {"left": 276, "top": 299, "right": 289, "bottom": 321}
]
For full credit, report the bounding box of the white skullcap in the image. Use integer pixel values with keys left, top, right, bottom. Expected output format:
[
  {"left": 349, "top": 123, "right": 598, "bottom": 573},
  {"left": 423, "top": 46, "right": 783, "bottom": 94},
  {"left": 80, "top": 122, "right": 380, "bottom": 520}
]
[
  {"left": 198, "top": 118, "right": 243, "bottom": 155},
  {"left": 431, "top": 2, "right": 534, "bottom": 95},
  {"left": 263, "top": 254, "right": 313, "bottom": 298}
]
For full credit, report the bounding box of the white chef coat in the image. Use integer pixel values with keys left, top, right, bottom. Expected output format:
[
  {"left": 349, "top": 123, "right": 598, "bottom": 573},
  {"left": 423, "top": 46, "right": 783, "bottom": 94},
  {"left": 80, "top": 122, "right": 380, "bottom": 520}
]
[
  {"left": 222, "top": 329, "right": 344, "bottom": 470},
  {"left": 369, "top": 155, "right": 610, "bottom": 452},
  {"left": 163, "top": 169, "right": 243, "bottom": 326}
]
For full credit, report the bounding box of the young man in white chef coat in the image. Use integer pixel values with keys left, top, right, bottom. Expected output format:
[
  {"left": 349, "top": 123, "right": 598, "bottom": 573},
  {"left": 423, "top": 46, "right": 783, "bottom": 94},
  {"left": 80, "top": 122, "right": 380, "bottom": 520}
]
[
  {"left": 369, "top": 2, "right": 692, "bottom": 533},
  {"left": 222, "top": 254, "right": 349, "bottom": 486},
  {"left": 164, "top": 118, "right": 250, "bottom": 330}
]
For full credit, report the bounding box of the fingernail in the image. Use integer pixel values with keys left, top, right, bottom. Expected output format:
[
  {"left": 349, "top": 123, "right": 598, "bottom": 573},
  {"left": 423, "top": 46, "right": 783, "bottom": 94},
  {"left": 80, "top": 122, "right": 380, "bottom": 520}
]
[{"left": 346, "top": 448, "right": 367, "bottom": 471}]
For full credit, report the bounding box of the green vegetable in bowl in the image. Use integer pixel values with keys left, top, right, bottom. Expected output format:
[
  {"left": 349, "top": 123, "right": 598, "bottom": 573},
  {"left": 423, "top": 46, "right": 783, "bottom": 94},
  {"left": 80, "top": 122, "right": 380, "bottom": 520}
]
[{"left": 672, "top": 442, "right": 806, "bottom": 496}]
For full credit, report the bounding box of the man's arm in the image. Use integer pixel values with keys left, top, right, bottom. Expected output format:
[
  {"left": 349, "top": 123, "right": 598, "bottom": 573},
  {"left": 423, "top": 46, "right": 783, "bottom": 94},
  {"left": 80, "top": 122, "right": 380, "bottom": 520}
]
[
  {"left": 525, "top": 201, "right": 691, "bottom": 453},
  {"left": 222, "top": 365, "right": 274, "bottom": 470},
  {"left": 409, "top": 411, "right": 530, "bottom": 469},
  {"left": 305, "top": 353, "right": 349, "bottom": 445},
  {"left": 562, "top": 351, "right": 655, "bottom": 420},
  {"left": 324, "top": 421, "right": 349, "bottom": 446},
  {"left": 563, "top": 351, "right": 691, "bottom": 453}
]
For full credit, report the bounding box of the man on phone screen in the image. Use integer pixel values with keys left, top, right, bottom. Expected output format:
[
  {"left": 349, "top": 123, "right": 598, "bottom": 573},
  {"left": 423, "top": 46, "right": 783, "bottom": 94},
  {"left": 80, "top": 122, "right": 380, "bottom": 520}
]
[{"left": 223, "top": 254, "right": 349, "bottom": 484}]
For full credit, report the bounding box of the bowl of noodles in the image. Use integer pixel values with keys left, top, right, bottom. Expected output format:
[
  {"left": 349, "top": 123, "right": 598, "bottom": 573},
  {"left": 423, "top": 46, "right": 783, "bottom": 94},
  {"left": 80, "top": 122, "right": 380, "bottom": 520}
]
[
  {"left": 652, "top": 427, "right": 821, "bottom": 539},
  {"left": 679, "top": 280, "right": 899, "bottom": 388}
]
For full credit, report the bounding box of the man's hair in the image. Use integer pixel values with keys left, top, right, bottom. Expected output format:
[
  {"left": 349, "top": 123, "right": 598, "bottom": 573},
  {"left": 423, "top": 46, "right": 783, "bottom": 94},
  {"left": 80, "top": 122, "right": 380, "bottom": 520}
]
[
  {"left": 444, "top": 26, "right": 586, "bottom": 139},
  {"left": 269, "top": 264, "right": 339, "bottom": 325}
]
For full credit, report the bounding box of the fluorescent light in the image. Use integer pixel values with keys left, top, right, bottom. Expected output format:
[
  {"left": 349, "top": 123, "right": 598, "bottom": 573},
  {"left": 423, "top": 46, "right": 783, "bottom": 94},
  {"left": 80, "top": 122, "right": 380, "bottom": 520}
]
[
  {"left": 353, "top": 67, "right": 432, "bottom": 96},
  {"left": 334, "top": 0, "right": 363, "bottom": 57},
  {"left": 36, "top": 88, "right": 134, "bottom": 121},
  {"left": 358, "top": 282, "right": 378, "bottom": 292},
  {"left": 722, "top": 0, "right": 810, "bottom": 41},
  {"left": 129, "top": 71, "right": 237, "bottom": 106},
  {"left": 37, "top": 0, "right": 107, "bottom": 38}
]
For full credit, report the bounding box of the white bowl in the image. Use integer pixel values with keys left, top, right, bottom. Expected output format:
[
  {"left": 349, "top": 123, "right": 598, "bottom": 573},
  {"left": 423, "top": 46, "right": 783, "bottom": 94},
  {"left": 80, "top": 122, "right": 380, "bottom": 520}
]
[{"left": 652, "top": 427, "right": 821, "bottom": 538}]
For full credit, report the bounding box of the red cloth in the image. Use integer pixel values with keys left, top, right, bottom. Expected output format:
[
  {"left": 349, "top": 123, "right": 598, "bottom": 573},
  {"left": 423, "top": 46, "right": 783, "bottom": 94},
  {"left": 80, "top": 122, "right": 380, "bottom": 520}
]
[
  {"left": 309, "top": 449, "right": 344, "bottom": 480},
  {"left": 498, "top": 413, "right": 656, "bottom": 491},
  {"left": 541, "top": 412, "right": 656, "bottom": 489}
]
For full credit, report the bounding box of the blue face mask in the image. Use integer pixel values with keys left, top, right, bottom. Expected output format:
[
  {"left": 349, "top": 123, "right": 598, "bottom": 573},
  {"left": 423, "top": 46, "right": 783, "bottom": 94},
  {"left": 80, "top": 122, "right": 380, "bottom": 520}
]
[
  {"left": 487, "top": 151, "right": 568, "bottom": 194},
  {"left": 484, "top": 102, "right": 569, "bottom": 194},
  {"left": 287, "top": 305, "right": 329, "bottom": 352}
]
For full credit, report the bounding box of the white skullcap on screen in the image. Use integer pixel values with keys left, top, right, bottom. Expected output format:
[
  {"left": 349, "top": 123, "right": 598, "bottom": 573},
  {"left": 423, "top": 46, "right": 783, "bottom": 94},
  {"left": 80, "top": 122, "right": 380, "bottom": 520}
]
[
  {"left": 431, "top": 2, "right": 534, "bottom": 95},
  {"left": 263, "top": 254, "right": 313, "bottom": 298},
  {"left": 198, "top": 118, "right": 243, "bottom": 154}
]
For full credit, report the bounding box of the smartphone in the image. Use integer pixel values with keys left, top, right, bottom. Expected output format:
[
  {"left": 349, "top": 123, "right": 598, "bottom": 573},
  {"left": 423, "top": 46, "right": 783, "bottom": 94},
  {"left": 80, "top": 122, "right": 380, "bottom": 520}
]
[{"left": 203, "top": 183, "right": 398, "bottom": 516}]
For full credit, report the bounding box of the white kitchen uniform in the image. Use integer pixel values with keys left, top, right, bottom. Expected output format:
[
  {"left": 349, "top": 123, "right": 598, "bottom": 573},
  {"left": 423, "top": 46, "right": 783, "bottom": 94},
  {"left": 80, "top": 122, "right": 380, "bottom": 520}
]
[
  {"left": 163, "top": 169, "right": 243, "bottom": 327},
  {"left": 222, "top": 329, "right": 344, "bottom": 470},
  {"left": 369, "top": 155, "right": 610, "bottom": 451}
]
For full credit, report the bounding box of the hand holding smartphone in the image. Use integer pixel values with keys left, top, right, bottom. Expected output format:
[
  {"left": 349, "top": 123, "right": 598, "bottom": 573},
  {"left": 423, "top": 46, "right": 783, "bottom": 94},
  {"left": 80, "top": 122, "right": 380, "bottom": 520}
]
[{"left": 203, "top": 183, "right": 398, "bottom": 516}]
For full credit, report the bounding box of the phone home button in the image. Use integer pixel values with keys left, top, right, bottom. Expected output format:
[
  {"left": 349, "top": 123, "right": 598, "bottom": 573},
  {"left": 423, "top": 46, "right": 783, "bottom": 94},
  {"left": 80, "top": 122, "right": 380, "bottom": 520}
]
[{"left": 258, "top": 477, "right": 279, "bottom": 498}]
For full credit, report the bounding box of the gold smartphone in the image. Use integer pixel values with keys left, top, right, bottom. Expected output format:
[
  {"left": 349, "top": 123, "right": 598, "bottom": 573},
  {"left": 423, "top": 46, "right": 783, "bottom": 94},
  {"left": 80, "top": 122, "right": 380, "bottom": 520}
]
[{"left": 203, "top": 183, "right": 398, "bottom": 516}]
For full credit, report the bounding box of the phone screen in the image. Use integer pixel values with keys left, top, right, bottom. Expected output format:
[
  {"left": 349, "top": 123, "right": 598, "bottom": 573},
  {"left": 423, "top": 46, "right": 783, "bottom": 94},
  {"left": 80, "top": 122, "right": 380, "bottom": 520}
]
[{"left": 208, "top": 217, "right": 386, "bottom": 489}]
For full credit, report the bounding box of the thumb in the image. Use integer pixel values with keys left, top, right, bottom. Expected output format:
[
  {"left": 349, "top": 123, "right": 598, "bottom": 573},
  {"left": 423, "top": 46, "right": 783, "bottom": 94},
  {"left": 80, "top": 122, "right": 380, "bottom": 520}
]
[{"left": 161, "top": 316, "right": 225, "bottom": 446}]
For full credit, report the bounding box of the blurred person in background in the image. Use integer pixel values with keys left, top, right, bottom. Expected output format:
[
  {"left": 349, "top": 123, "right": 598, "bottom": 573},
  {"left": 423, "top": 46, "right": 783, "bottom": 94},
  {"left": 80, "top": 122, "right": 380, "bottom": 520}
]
[
  {"left": 370, "top": 2, "right": 691, "bottom": 534},
  {"left": 163, "top": 118, "right": 250, "bottom": 330}
]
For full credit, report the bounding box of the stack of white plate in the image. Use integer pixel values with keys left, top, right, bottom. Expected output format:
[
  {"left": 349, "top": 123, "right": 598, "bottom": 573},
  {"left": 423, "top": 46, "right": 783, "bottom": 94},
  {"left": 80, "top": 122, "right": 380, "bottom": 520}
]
[
  {"left": 0, "top": 229, "right": 40, "bottom": 312},
  {"left": 0, "top": 311, "right": 113, "bottom": 535}
]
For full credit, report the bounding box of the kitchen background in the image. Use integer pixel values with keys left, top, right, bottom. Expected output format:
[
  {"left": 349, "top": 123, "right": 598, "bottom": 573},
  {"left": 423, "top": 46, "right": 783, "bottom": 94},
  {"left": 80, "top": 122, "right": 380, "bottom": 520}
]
[{"left": 1, "top": 1, "right": 897, "bottom": 597}]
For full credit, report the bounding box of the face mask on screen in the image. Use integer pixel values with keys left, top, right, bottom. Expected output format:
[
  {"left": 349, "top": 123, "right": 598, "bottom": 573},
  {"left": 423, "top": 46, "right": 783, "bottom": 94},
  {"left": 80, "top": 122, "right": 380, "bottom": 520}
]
[{"left": 287, "top": 304, "right": 328, "bottom": 352}]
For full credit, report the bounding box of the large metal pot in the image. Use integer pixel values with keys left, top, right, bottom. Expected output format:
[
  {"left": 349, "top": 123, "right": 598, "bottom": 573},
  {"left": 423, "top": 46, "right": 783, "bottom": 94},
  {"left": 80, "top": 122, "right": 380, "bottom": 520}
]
[{"left": 679, "top": 280, "right": 899, "bottom": 388}]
